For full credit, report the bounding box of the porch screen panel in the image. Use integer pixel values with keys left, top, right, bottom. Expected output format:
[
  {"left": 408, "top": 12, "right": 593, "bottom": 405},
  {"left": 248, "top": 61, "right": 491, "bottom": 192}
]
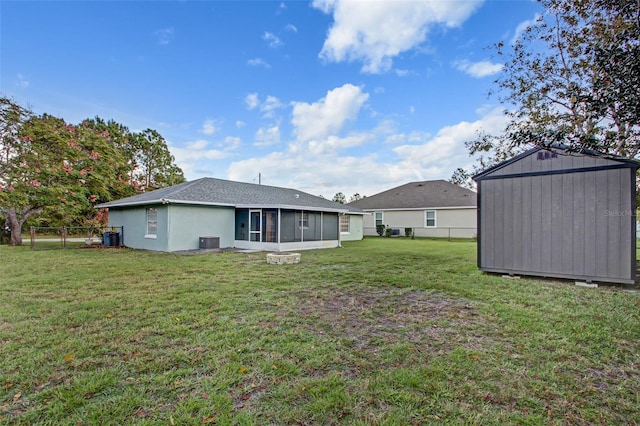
[
  {"left": 303, "top": 212, "right": 322, "bottom": 241},
  {"left": 262, "top": 209, "right": 278, "bottom": 243},
  {"left": 322, "top": 213, "right": 338, "bottom": 240},
  {"left": 280, "top": 210, "right": 298, "bottom": 242},
  {"left": 235, "top": 209, "right": 249, "bottom": 241}
]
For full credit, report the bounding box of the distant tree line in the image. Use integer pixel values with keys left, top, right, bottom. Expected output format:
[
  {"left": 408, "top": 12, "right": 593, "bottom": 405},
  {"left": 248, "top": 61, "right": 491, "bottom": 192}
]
[
  {"left": 331, "top": 192, "right": 364, "bottom": 204},
  {"left": 0, "top": 96, "right": 185, "bottom": 245}
]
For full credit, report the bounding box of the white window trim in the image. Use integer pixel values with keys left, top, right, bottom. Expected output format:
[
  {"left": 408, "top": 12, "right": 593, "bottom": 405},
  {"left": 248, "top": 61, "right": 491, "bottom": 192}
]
[
  {"left": 425, "top": 210, "right": 437, "bottom": 228},
  {"left": 374, "top": 211, "right": 384, "bottom": 227},
  {"left": 298, "top": 211, "right": 309, "bottom": 229},
  {"left": 340, "top": 215, "right": 350, "bottom": 234},
  {"left": 146, "top": 208, "right": 158, "bottom": 238}
]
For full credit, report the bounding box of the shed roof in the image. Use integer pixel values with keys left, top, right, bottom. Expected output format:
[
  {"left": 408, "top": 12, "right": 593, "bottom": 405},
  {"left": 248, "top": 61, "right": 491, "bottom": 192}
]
[
  {"left": 473, "top": 145, "right": 640, "bottom": 181},
  {"left": 98, "top": 177, "right": 363, "bottom": 213},
  {"left": 347, "top": 180, "right": 476, "bottom": 210}
]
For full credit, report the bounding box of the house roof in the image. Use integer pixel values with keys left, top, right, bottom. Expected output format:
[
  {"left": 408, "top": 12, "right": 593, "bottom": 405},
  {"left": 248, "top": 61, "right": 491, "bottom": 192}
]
[
  {"left": 97, "top": 177, "right": 363, "bottom": 213},
  {"left": 347, "top": 180, "right": 476, "bottom": 210}
]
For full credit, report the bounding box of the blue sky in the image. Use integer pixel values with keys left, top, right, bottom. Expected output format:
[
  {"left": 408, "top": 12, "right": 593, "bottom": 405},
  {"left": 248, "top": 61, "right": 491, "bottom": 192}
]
[{"left": 1, "top": 0, "right": 542, "bottom": 198}]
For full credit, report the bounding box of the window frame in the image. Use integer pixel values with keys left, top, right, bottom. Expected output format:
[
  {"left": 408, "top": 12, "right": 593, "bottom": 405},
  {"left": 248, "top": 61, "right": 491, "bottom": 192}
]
[
  {"left": 339, "top": 215, "right": 350, "bottom": 233},
  {"left": 145, "top": 207, "right": 158, "bottom": 238},
  {"left": 425, "top": 210, "right": 436, "bottom": 228},
  {"left": 298, "top": 211, "right": 309, "bottom": 229},
  {"left": 374, "top": 211, "right": 384, "bottom": 227}
]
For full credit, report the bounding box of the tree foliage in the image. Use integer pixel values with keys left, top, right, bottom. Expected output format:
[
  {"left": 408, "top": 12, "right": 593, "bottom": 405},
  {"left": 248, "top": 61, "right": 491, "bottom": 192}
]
[
  {"left": 457, "top": 0, "right": 639, "bottom": 183},
  {"left": 348, "top": 193, "right": 362, "bottom": 203},
  {"left": 332, "top": 192, "right": 346, "bottom": 204},
  {"left": 132, "top": 129, "right": 185, "bottom": 192},
  {"left": 0, "top": 97, "right": 185, "bottom": 245}
]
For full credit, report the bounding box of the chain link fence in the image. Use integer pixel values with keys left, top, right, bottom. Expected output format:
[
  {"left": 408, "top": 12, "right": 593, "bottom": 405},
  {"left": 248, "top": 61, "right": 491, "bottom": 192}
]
[
  {"left": 364, "top": 226, "right": 477, "bottom": 241},
  {"left": 29, "top": 226, "right": 124, "bottom": 250}
]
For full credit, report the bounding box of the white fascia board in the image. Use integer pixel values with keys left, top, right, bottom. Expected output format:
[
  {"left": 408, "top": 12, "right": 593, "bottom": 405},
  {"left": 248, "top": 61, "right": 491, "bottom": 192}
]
[
  {"left": 361, "top": 206, "right": 476, "bottom": 212},
  {"left": 98, "top": 199, "right": 236, "bottom": 208},
  {"left": 235, "top": 203, "right": 349, "bottom": 213}
]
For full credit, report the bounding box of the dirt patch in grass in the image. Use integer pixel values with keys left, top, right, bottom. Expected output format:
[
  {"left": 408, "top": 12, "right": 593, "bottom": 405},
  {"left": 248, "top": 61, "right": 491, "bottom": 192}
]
[{"left": 288, "top": 286, "right": 498, "bottom": 355}]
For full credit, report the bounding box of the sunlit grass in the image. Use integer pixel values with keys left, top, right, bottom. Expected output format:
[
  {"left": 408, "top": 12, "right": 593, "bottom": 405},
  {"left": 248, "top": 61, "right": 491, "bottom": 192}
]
[{"left": 1, "top": 238, "right": 639, "bottom": 424}]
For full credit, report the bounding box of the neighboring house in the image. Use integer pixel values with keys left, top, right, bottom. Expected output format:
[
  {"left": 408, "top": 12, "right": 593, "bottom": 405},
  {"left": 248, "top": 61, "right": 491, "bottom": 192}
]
[
  {"left": 97, "top": 177, "right": 364, "bottom": 252},
  {"left": 474, "top": 145, "right": 638, "bottom": 285},
  {"left": 348, "top": 180, "right": 477, "bottom": 238}
]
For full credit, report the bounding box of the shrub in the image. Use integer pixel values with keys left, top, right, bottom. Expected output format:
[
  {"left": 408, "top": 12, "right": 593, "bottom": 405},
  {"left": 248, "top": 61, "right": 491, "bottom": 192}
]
[
  {"left": 404, "top": 227, "right": 413, "bottom": 238},
  {"left": 385, "top": 227, "right": 394, "bottom": 238},
  {"left": 376, "top": 224, "right": 386, "bottom": 237}
]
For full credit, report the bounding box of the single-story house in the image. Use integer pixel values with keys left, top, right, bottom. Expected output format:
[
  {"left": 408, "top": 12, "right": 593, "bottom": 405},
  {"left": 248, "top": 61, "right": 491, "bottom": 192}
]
[
  {"left": 97, "top": 177, "right": 364, "bottom": 252},
  {"left": 348, "top": 180, "right": 477, "bottom": 238},
  {"left": 473, "top": 145, "right": 638, "bottom": 285}
]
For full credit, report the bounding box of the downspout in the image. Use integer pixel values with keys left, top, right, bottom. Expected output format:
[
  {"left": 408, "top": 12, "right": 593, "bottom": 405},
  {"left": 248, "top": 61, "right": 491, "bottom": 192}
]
[
  {"left": 277, "top": 208, "right": 281, "bottom": 252},
  {"left": 338, "top": 212, "right": 344, "bottom": 248}
]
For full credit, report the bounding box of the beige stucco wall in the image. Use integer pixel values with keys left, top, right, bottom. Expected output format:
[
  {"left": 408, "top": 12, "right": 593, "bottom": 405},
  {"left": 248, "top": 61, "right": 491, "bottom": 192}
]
[{"left": 362, "top": 208, "right": 477, "bottom": 238}]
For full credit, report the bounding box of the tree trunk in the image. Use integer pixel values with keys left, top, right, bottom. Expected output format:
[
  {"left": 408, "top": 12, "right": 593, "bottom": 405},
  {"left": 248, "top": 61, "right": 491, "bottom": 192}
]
[
  {"left": 6, "top": 207, "right": 22, "bottom": 246},
  {"left": 5, "top": 206, "right": 43, "bottom": 246}
]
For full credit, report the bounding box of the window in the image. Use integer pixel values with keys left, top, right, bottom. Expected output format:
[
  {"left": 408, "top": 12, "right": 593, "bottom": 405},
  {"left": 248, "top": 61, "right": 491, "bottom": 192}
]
[
  {"left": 425, "top": 210, "right": 436, "bottom": 227},
  {"left": 374, "top": 212, "right": 384, "bottom": 227},
  {"left": 298, "top": 211, "right": 309, "bottom": 229},
  {"left": 340, "top": 215, "right": 350, "bottom": 233},
  {"left": 146, "top": 208, "right": 158, "bottom": 238}
]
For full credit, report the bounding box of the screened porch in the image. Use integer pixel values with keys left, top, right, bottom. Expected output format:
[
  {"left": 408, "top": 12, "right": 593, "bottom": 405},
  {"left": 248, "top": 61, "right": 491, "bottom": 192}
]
[{"left": 233, "top": 208, "right": 341, "bottom": 251}]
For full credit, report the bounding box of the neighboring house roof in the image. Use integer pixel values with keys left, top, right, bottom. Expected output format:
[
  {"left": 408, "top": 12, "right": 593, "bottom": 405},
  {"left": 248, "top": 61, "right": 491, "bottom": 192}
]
[
  {"left": 347, "top": 180, "right": 476, "bottom": 210},
  {"left": 97, "top": 177, "right": 363, "bottom": 213}
]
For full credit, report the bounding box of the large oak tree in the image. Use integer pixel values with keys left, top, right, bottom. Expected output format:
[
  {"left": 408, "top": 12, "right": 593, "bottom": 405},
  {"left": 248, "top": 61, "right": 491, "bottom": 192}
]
[
  {"left": 0, "top": 97, "right": 185, "bottom": 245},
  {"left": 456, "top": 0, "right": 639, "bottom": 182}
]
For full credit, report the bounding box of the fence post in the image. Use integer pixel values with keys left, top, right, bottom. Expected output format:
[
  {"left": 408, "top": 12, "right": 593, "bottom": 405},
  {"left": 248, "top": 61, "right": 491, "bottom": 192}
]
[
  {"left": 30, "top": 226, "right": 35, "bottom": 250},
  {"left": 63, "top": 227, "right": 67, "bottom": 249}
]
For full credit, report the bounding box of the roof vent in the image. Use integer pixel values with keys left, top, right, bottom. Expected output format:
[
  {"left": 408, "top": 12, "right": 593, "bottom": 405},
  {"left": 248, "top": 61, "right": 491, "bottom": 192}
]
[{"left": 295, "top": 194, "right": 299, "bottom": 198}]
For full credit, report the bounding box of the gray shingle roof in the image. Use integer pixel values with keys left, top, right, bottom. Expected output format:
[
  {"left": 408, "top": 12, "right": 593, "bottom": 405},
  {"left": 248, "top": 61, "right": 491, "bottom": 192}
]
[
  {"left": 98, "top": 177, "right": 363, "bottom": 213},
  {"left": 347, "top": 180, "right": 476, "bottom": 210}
]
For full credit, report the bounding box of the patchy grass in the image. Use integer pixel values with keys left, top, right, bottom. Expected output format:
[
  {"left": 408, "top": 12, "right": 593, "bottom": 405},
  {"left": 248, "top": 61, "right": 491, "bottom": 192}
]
[{"left": 1, "top": 238, "right": 639, "bottom": 425}]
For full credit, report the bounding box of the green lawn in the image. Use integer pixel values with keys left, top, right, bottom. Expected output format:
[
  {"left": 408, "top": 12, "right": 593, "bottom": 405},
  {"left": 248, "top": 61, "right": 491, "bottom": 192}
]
[{"left": 1, "top": 238, "right": 639, "bottom": 425}]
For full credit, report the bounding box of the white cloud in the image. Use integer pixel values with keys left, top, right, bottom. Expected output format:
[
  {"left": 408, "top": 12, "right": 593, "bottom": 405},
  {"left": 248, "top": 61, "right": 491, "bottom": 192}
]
[
  {"left": 17, "top": 73, "right": 29, "bottom": 88},
  {"left": 228, "top": 106, "right": 507, "bottom": 197},
  {"left": 263, "top": 32, "right": 282, "bottom": 48},
  {"left": 223, "top": 136, "right": 242, "bottom": 151},
  {"left": 254, "top": 125, "right": 281, "bottom": 147},
  {"left": 188, "top": 139, "right": 209, "bottom": 150},
  {"left": 248, "top": 57, "right": 271, "bottom": 68},
  {"left": 392, "top": 106, "right": 508, "bottom": 176},
  {"left": 154, "top": 27, "right": 174, "bottom": 45},
  {"left": 285, "top": 24, "right": 298, "bottom": 33},
  {"left": 314, "top": 0, "right": 483, "bottom": 73},
  {"left": 454, "top": 60, "right": 503, "bottom": 78},
  {"left": 261, "top": 96, "right": 283, "bottom": 119},
  {"left": 236, "top": 120, "right": 246, "bottom": 128},
  {"left": 511, "top": 13, "right": 541, "bottom": 45},
  {"left": 171, "top": 145, "right": 229, "bottom": 162},
  {"left": 201, "top": 119, "right": 218, "bottom": 135},
  {"left": 245, "top": 93, "right": 259, "bottom": 110},
  {"left": 291, "top": 83, "right": 369, "bottom": 143},
  {"left": 311, "top": 0, "right": 336, "bottom": 14}
]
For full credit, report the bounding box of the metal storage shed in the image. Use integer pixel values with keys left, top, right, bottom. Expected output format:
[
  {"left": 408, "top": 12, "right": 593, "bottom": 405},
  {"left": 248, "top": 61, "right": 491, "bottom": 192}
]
[{"left": 473, "top": 146, "right": 638, "bottom": 285}]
